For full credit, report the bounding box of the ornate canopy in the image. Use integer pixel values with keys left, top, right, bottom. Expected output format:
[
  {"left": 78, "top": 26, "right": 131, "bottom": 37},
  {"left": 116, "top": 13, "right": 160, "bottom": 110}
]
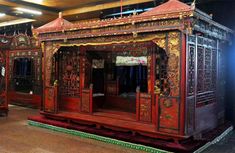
[
  {"left": 140, "top": 0, "right": 193, "bottom": 16},
  {"left": 35, "top": 0, "right": 233, "bottom": 42},
  {"left": 35, "top": 12, "right": 73, "bottom": 34}
]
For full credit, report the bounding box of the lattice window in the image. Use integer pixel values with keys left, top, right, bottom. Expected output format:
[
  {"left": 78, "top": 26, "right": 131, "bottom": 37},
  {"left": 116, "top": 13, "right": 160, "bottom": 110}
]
[
  {"left": 196, "top": 38, "right": 217, "bottom": 106},
  {"left": 59, "top": 49, "right": 80, "bottom": 97},
  {"left": 187, "top": 45, "right": 196, "bottom": 96},
  {"left": 204, "top": 48, "right": 212, "bottom": 91},
  {"left": 197, "top": 47, "right": 204, "bottom": 93}
]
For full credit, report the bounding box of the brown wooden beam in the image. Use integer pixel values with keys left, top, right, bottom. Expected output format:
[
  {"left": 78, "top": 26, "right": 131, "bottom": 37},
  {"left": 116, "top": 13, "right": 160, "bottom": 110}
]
[
  {"left": 6, "top": 0, "right": 60, "bottom": 13},
  {"left": 62, "top": 0, "right": 154, "bottom": 16}
]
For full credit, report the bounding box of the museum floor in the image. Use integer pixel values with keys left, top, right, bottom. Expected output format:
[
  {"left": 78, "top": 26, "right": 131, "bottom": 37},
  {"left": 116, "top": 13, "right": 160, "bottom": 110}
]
[
  {"left": 0, "top": 105, "right": 144, "bottom": 153},
  {"left": 0, "top": 105, "right": 234, "bottom": 153}
]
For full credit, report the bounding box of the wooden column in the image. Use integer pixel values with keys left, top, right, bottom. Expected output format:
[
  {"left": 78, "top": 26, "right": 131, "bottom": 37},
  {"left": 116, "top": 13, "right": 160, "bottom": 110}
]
[{"left": 180, "top": 33, "right": 187, "bottom": 135}]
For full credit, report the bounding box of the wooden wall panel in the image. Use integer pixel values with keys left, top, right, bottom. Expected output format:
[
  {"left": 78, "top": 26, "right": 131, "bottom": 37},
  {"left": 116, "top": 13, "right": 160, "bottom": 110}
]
[
  {"left": 59, "top": 97, "right": 80, "bottom": 112},
  {"left": 159, "top": 98, "right": 179, "bottom": 134}
]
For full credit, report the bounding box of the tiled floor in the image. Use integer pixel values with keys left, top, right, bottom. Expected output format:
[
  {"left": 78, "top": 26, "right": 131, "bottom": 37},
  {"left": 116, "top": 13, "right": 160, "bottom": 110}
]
[
  {"left": 0, "top": 105, "right": 144, "bottom": 153},
  {"left": 203, "top": 131, "right": 235, "bottom": 153},
  {"left": 2, "top": 105, "right": 234, "bottom": 153}
]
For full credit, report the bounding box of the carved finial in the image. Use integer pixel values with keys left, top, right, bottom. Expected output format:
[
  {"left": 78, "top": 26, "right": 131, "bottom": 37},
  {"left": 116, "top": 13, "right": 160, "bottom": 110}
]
[
  {"left": 191, "top": 0, "right": 196, "bottom": 9},
  {"left": 59, "top": 12, "right": 62, "bottom": 18}
]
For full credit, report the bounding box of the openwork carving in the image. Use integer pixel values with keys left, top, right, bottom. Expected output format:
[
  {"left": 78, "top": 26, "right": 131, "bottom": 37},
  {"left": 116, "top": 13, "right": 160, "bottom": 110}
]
[
  {"left": 197, "top": 46, "right": 204, "bottom": 93},
  {"left": 155, "top": 47, "right": 169, "bottom": 96},
  {"left": 154, "top": 32, "right": 180, "bottom": 97},
  {"left": 204, "top": 48, "right": 212, "bottom": 91},
  {"left": 58, "top": 48, "right": 80, "bottom": 97},
  {"left": 195, "top": 36, "right": 217, "bottom": 106}
]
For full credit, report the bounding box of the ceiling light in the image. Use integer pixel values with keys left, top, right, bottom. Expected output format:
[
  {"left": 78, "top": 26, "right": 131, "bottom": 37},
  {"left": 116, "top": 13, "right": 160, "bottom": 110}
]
[
  {"left": 0, "top": 13, "right": 6, "bottom": 17},
  {"left": 23, "top": 0, "right": 43, "bottom": 4},
  {"left": 15, "top": 8, "right": 42, "bottom": 15}
]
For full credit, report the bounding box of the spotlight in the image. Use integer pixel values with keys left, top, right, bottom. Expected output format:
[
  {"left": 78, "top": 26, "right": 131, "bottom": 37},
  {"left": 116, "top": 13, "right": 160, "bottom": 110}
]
[
  {"left": 0, "top": 13, "right": 6, "bottom": 17},
  {"left": 15, "top": 8, "right": 42, "bottom": 15}
]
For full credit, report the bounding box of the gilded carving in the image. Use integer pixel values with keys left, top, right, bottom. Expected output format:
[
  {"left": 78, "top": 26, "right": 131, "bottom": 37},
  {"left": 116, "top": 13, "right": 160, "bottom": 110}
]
[
  {"left": 167, "top": 32, "right": 180, "bottom": 97},
  {"left": 44, "top": 42, "right": 60, "bottom": 86},
  {"left": 163, "top": 99, "right": 173, "bottom": 108}
]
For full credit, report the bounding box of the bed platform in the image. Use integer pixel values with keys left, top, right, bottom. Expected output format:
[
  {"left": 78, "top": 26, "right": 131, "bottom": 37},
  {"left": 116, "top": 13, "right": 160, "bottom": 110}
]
[{"left": 30, "top": 0, "right": 233, "bottom": 150}]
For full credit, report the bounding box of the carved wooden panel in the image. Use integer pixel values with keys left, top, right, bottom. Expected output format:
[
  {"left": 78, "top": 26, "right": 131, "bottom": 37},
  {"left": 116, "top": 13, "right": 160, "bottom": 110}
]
[
  {"left": 159, "top": 98, "right": 179, "bottom": 134},
  {"left": 59, "top": 48, "right": 80, "bottom": 97},
  {"left": 44, "top": 86, "right": 57, "bottom": 113},
  {"left": 187, "top": 45, "right": 196, "bottom": 96},
  {"left": 154, "top": 32, "right": 180, "bottom": 97},
  {"left": 9, "top": 49, "right": 42, "bottom": 94},
  {"left": 204, "top": 48, "right": 212, "bottom": 91},
  {"left": 139, "top": 93, "right": 152, "bottom": 122},
  {"left": 81, "top": 89, "right": 92, "bottom": 113},
  {"left": 155, "top": 47, "right": 169, "bottom": 96},
  {"left": 197, "top": 46, "right": 204, "bottom": 93},
  {"left": 167, "top": 32, "right": 180, "bottom": 97}
]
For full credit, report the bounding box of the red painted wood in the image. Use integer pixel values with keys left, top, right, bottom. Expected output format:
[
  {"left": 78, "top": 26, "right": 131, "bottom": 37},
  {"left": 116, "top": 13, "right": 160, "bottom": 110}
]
[
  {"left": 90, "top": 85, "right": 93, "bottom": 113},
  {"left": 7, "top": 48, "right": 42, "bottom": 108},
  {"left": 159, "top": 98, "right": 179, "bottom": 134},
  {"left": 151, "top": 47, "right": 156, "bottom": 125},
  {"left": 105, "top": 96, "right": 136, "bottom": 113},
  {"left": 139, "top": 93, "right": 152, "bottom": 122},
  {"left": 44, "top": 86, "right": 58, "bottom": 113},
  {"left": 136, "top": 88, "right": 140, "bottom": 121},
  {"left": 155, "top": 95, "right": 159, "bottom": 131},
  {"left": 81, "top": 85, "right": 93, "bottom": 113},
  {"left": 180, "top": 34, "right": 186, "bottom": 135},
  {"left": 41, "top": 111, "right": 189, "bottom": 140},
  {"left": 59, "top": 97, "right": 80, "bottom": 112},
  {"left": 8, "top": 92, "right": 41, "bottom": 108}
]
